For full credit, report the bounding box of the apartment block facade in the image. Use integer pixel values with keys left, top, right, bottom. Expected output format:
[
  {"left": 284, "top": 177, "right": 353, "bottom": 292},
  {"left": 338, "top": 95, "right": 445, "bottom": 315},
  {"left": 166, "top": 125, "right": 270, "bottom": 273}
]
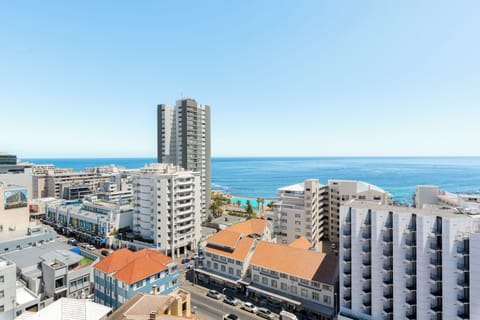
[
  {"left": 272, "top": 179, "right": 328, "bottom": 246},
  {"left": 157, "top": 98, "right": 211, "bottom": 221},
  {"left": 131, "top": 164, "right": 201, "bottom": 257},
  {"left": 338, "top": 201, "right": 480, "bottom": 320}
]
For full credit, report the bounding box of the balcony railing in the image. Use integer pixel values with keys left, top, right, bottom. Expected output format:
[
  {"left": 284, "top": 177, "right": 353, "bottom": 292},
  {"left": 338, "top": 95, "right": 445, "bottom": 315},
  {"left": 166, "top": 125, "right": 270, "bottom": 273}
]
[
  {"left": 457, "top": 279, "right": 469, "bottom": 288},
  {"left": 430, "top": 288, "right": 442, "bottom": 297},
  {"left": 457, "top": 294, "right": 469, "bottom": 304},
  {"left": 383, "top": 235, "right": 393, "bottom": 243},
  {"left": 430, "top": 273, "right": 442, "bottom": 282},
  {"left": 405, "top": 254, "right": 416, "bottom": 262},
  {"left": 405, "top": 238, "right": 416, "bottom": 246},
  {"left": 383, "top": 291, "right": 393, "bottom": 299},
  {"left": 457, "top": 311, "right": 469, "bottom": 319},
  {"left": 457, "top": 246, "right": 469, "bottom": 255},
  {"left": 457, "top": 262, "right": 468, "bottom": 271},
  {"left": 383, "top": 263, "right": 393, "bottom": 271},
  {"left": 430, "top": 257, "right": 441, "bottom": 266}
]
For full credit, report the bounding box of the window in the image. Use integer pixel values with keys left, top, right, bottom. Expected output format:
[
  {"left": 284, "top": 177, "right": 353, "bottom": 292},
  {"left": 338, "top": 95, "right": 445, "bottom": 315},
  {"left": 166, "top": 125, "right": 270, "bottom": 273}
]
[
  {"left": 253, "top": 265, "right": 259, "bottom": 271},
  {"left": 213, "top": 262, "right": 218, "bottom": 270},
  {"left": 0, "top": 275, "right": 3, "bottom": 283},
  {"left": 312, "top": 292, "right": 319, "bottom": 301},
  {"left": 228, "top": 258, "right": 234, "bottom": 263},
  {"left": 0, "top": 290, "right": 3, "bottom": 298},
  {"left": 290, "top": 276, "right": 298, "bottom": 282},
  {"left": 221, "top": 265, "right": 226, "bottom": 272},
  {"left": 322, "top": 284, "right": 331, "bottom": 291},
  {"left": 281, "top": 283, "right": 287, "bottom": 290},
  {"left": 206, "top": 261, "right": 211, "bottom": 268},
  {"left": 262, "top": 277, "right": 268, "bottom": 285},
  {"left": 300, "top": 279, "right": 309, "bottom": 285},
  {"left": 254, "top": 275, "right": 259, "bottom": 282},
  {"left": 323, "top": 295, "right": 331, "bottom": 304},
  {"left": 271, "top": 280, "right": 277, "bottom": 288},
  {"left": 0, "top": 305, "right": 4, "bottom": 312},
  {"left": 229, "top": 267, "right": 234, "bottom": 274},
  {"left": 236, "top": 270, "right": 241, "bottom": 277},
  {"left": 290, "top": 286, "right": 297, "bottom": 294},
  {"left": 301, "top": 289, "right": 308, "bottom": 297},
  {"left": 236, "top": 260, "right": 242, "bottom": 266}
]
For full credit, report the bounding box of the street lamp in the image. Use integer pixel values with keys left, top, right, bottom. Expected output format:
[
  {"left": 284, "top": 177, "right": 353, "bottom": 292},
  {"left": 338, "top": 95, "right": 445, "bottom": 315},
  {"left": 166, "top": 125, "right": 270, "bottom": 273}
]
[
  {"left": 222, "top": 288, "right": 226, "bottom": 319},
  {"left": 193, "top": 306, "right": 197, "bottom": 320}
]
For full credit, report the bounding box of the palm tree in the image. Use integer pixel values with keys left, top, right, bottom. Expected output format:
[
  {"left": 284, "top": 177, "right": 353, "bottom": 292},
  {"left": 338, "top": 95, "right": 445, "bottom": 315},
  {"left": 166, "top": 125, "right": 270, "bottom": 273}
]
[
  {"left": 256, "top": 197, "right": 261, "bottom": 212},
  {"left": 259, "top": 198, "right": 265, "bottom": 213}
]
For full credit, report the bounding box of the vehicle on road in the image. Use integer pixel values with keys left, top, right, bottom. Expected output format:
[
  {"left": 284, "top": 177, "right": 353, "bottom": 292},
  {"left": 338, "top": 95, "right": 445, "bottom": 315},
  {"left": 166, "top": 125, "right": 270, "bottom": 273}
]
[
  {"left": 223, "top": 295, "right": 239, "bottom": 306},
  {"left": 101, "top": 250, "right": 110, "bottom": 256},
  {"left": 256, "top": 307, "right": 276, "bottom": 320},
  {"left": 206, "top": 289, "right": 222, "bottom": 300},
  {"left": 181, "top": 258, "right": 190, "bottom": 264},
  {"left": 280, "top": 311, "right": 298, "bottom": 320},
  {"left": 241, "top": 302, "right": 258, "bottom": 313},
  {"left": 223, "top": 314, "right": 239, "bottom": 320}
]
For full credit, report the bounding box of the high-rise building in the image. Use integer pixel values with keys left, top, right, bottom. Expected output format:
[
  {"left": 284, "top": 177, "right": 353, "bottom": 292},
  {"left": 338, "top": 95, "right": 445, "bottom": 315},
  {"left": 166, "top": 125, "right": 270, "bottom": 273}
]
[
  {"left": 338, "top": 198, "right": 480, "bottom": 320},
  {"left": 157, "top": 98, "right": 211, "bottom": 221},
  {"left": 272, "top": 179, "right": 328, "bottom": 246},
  {"left": 131, "top": 163, "right": 201, "bottom": 257}
]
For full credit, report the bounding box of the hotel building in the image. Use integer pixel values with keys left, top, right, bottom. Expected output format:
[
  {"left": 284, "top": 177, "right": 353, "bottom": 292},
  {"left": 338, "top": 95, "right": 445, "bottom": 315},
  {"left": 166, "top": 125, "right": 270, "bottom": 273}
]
[
  {"left": 338, "top": 199, "right": 480, "bottom": 320},
  {"left": 157, "top": 98, "right": 211, "bottom": 221},
  {"left": 131, "top": 164, "right": 201, "bottom": 257}
]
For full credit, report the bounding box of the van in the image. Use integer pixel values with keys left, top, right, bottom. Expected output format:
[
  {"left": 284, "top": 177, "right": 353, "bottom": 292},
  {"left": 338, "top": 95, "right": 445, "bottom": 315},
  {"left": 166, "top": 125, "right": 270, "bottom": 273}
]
[{"left": 280, "top": 311, "right": 298, "bottom": 320}]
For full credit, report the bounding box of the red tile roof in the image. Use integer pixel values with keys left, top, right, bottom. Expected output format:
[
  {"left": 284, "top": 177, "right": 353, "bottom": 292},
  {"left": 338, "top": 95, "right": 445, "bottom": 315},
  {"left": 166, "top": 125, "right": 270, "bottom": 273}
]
[
  {"left": 227, "top": 218, "right": 268, "bottom": 237},
  {"left": 250, "top": 241, "right": 338, "bottom": 285},
  {"left": 288, "top": 236, "right": 312, "bottom": 249},
  {"left": 94, "top": 248, "right": 172, "bottom": 285}
]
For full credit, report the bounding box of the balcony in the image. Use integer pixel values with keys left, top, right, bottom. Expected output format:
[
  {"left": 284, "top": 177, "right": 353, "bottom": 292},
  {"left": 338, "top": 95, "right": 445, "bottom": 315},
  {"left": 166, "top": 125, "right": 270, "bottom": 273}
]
[
  {"left": 406, "top": 282, "right": 416, "bottom": 291},
  {"left": 406, "top": 313, "right": 416, "bottom": 320},
  {"left": 430, "top": 242, "right": 441, "bottom": 252},
  {"left": 406, "top": 268, "right": 416, "bottom": 276},
  {"left": 344, "top": 281, "right": 351, "bottom": 288},
  {"left": 430, "top": 288, "right": 442, "bottom": 297},
  {"left": 362, "top": 271, "right": 371, "bottom": 279},
  {"left": 457, "top": 246, "right": 469, "bottom": 256},
  {"left": 362, "top": 231, "right": 371, "bottom": 239},
  {"left": 344, "top": 255, "right": 351, "bottom": 262},
  {"left": 383, "top": 277, "right": 393, "bottom": 285},
  {"left": 405, "top": 296, "right": 416, "bottom": 305},
  {"left": 405, "top": 253, "right": 416, "bottom": 262},
  {"left": 457, "top": 294, "right": 469, "bottom": 304},
  {"left": 343, "top": 242, "right": 351, "bottom": 249},
  {"left": 344, "top": 267, "right": 351, "bottom": 275},
  {"left": 383, "top": 263, "right": 393, "bottom": 271},
  {"left": 430, "top": 257, "right": 441, "bottom": 266},
  {"left": 383, "top": 291, "right": 393, "bottom": 299},
  {"left": 343, "top": 293, "right": 351, "bottom": 301},
  {"left": 362, "top": 286, "right": 371, "bottom": 294},
  {"left": 362, "top": 297, "right": 371, "bottom": 307},
  {"left": 405, "top": 238, "right": 416, "bottom": 247},
  {"left": 362, "top": 258, "right": 371, "bottom": 266},
  {"left": 383, "top": 247, "right": 393, "bottom": 256},
  {"left": 430, "top": 273, "right": 442, "bottom": 283},
  {"left": 343, "top": 229, "right": 351, "bottom": 236},
  {"left": 457, "top": 262, "right": 468, "bottom": 271},
  {"left": 457, "top": 311, "right": 469, "bottom": 319},
  {"left": 457, "top": 278, "right": 469, "bottom": 288},
  {"left": 383, "top": 234, "right": 393, "bottom": 243},
  {"left": 383, "top": 307, "right": 393, "bottom": 315},
  {"left": 362, "top": 244, "right": 371, "bottom": 251}
]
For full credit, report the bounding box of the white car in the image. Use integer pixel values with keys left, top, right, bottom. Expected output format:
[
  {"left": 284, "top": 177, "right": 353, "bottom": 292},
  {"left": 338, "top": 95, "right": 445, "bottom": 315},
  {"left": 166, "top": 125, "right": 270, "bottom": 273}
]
[{"left": 241, "top": 302, "right": 258, "bottom": 313}]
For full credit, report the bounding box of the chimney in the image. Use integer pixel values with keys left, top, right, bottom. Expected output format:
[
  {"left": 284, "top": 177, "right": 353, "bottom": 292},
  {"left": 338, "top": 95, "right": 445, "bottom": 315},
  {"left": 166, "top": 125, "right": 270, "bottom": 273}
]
[
  {"left": 149, "top": 311, "right": 157, "bottom": 320},
  {"left": 151, "top": 285, "right": 157, "bottom": 295}
]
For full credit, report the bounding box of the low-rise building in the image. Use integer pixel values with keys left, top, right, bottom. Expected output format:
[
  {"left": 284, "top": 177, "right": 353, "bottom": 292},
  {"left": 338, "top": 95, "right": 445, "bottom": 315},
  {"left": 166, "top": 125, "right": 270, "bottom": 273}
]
[
  {"left": 248, "top": 240, "right": 338, "bottom": 320},
  {"left": 107, "top": 289, "right": 191, "bottom": 320},
  {"left": 15, "top": 298, "right": 111, "bottom": 320},
  {"left": 93, "top": 248, "right": 179, "bottom": 310},
  {"left": 45, "top": 200, "right": 132, "bottom": 247}
]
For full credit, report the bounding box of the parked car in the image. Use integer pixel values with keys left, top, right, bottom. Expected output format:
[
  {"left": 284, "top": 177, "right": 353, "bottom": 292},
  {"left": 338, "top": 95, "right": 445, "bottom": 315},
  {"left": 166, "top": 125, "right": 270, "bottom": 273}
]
[
  {"left": 181, "top": 258, "right": 190, "bottom": 264},
  {"left": 206, "top": 289, "right": 222, "bottom": 300},
  {"left": 101, "top": 250, "right": 110, "bottom": 256},
  {"left": 223, "top": 314, "right": 239, "bottom": 320},
  {"left": 241, "top": 302, "right": 258, "bottom": 313},
  {"left": 279, "top": 311, "right": 298, "bottom": 320},
  {"left": 223, "top": 295, "right": 239, "bottom": 306},
  {"left": 256, "top": 308, "right": 276, "bottom": 320},
  {"left": 86, "top": 244, "right": 96, "bottom": 251}
]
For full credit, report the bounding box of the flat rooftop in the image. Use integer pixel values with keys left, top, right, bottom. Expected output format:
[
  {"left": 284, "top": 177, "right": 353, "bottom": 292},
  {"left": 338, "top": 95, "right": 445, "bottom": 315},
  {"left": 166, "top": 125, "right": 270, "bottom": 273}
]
[{"left": 345, "top": 200, "right": 480, "bottom": 219}]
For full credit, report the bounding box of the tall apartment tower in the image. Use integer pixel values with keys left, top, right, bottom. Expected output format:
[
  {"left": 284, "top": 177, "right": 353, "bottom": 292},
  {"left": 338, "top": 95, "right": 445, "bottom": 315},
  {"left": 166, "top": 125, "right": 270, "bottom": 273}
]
[
  {"left": 327, "top": 180, "right": 391, "bottom": 245},
  {"left": 272, "top": 179, "right": 328, "bottom": 247},
  {"left": 132, "top": 163, "right": 201, "bottom": 258},
  {"left": 338, "top": 200, "right": 480, "bottom": 320},
  {"left": 157, "top": 99, "right": 211, "bottom": 221}
]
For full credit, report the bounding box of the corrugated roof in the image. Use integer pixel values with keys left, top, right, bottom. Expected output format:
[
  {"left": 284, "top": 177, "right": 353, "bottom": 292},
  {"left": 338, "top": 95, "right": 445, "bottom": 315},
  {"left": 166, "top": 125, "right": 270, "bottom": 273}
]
[
  {"left": 94, "top": 248, "right": 172, "bottom": 285},
  {"left": 250, "top": 241, "right": 337, "bottom": 285}
]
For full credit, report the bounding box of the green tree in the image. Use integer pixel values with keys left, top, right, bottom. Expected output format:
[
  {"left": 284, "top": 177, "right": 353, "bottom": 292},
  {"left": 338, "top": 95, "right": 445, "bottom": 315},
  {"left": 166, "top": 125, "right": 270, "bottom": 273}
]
[
  {"left": 246, "top": 200, "right": 253, "bottom": 216},
  {"left": 236, "top": 200, "right": 241, "bottom": 207}
]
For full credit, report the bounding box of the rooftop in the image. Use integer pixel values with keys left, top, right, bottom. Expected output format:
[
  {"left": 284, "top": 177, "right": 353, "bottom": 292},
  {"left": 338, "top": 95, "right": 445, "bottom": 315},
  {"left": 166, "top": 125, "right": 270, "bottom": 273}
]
[
  {"left": 288, "top": 236, "right": 312, "bottom": 250},
  {"left": 250, "top": 241, "right": 338, "bottom": 285},
  {"left": 206, "top": 230, "right": 242, "bottom": 249},
  {"left": 278, "top": 182, "right": 305, "bottom": 192},
  {"left": 94, "top": 248, "right": 173, "bottom": 285},
  {"left": 16, "top": 298, "right": 111, "bottom": 320},
  {"left": 205, "top": 236, "right": 255, "bottom": 261},
  {"left": 227, "top": 218, "right": 268, "bottom": 237}
]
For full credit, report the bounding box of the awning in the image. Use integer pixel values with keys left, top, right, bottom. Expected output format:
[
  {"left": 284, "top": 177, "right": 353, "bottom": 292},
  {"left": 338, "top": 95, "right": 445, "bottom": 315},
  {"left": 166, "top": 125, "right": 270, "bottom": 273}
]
[
  {"left": 195, "top": 268, "right": 239, "bottom": 285},
  {"left": 246, "top": 285, "right": 301, "bottom": 306}
]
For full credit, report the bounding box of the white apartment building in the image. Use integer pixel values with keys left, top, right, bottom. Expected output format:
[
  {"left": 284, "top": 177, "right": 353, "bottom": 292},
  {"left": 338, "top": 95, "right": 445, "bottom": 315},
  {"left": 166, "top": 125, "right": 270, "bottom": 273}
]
[
  {"left": 338, "top": 200, "right": 480, "bottom": 320},
  {"left": 132, "top": 163, "right": 201, "bottom": 258},
  {"left": 0, "top": 257, "right": 16, "bottom": 319},
  {"left": 157, "top": 99, "right": 211, "bottom": 222},
  {"left": 328, "top": 180, "right": 391, "bottom": 244},
  {"left": 272, "top": 179, "right": 328, "bottom": 246}
]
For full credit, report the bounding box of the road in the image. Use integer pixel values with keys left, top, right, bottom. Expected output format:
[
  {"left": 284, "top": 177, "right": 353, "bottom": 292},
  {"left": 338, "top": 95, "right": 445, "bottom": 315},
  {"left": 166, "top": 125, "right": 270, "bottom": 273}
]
[{"left": 183, "top": 284, "right": 260, "bottom": 320}]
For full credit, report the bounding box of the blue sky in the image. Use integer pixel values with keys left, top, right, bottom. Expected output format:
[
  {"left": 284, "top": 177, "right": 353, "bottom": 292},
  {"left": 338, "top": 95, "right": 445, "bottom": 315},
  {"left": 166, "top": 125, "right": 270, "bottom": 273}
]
[{"left": 1, "top": 1, "right": 479, "bottom": 158}]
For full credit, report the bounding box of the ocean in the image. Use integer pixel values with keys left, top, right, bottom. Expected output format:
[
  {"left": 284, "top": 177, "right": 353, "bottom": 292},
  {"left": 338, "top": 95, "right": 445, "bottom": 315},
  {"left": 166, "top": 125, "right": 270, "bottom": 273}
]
[{"left": 25, "top": 157, "right": 480, "bottom": 203}]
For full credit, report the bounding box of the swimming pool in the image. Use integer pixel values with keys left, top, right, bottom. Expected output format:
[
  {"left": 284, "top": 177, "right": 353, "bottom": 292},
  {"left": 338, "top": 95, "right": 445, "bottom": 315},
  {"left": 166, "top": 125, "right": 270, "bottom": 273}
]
[{"left": 230, "top": 197, "right": 272, "bottom": 210}]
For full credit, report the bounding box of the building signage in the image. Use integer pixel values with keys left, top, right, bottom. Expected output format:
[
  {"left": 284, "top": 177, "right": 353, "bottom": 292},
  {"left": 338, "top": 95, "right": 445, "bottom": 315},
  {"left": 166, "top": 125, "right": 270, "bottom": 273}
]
[{"left": 4, "top": 189, "right": 28, "bottom": 210}]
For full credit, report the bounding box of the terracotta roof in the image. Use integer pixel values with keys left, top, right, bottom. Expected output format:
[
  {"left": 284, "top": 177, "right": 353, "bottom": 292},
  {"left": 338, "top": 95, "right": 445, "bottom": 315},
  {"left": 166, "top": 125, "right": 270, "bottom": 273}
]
[
  {"left": 250, "top": 241, "right": 338, "bottom": 285},
  {"left": 227, "top": 218, "right": 268, "bottom": 237},
  {"left": 205, "top": 237, "right": 255, "bottom": 261},
  {"left": 288, "top": 237, "right": 311, "bottom": 249},
  {"left": 94, "top": 248, "right": 172, "bottom": 285},
  {"left": 207, "top": 230, "right": 242, "bottom": 249}
]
